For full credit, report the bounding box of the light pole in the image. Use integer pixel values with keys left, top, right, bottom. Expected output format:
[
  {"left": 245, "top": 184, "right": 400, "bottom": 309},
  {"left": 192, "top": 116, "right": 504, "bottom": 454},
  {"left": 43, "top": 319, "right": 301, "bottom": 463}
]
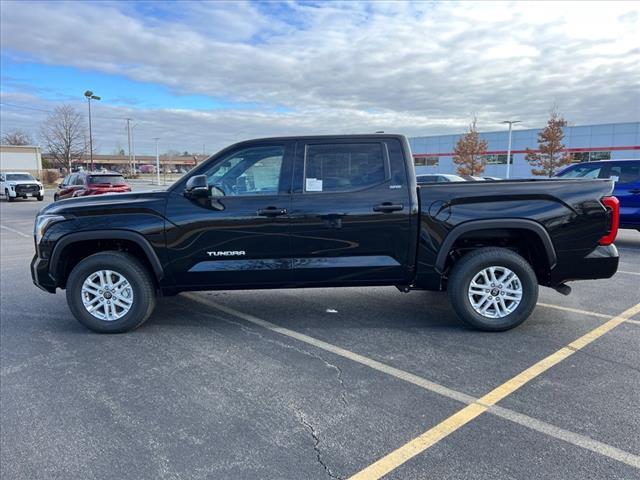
[
  {"left": 501, "top": 120, "right": 521, "bottom": 179},
  {"left": 84, "top": 90, "right": 101, "bottom": 171},
  {"left": 153, "top": 137, "right": 160, "bottom": 185}
]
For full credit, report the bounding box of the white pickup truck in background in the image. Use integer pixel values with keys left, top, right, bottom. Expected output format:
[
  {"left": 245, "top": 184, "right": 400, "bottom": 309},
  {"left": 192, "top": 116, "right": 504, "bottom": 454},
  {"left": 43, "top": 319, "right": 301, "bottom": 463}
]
[{"left": 0, "top": 171, "right": 44, "bottom": 202}]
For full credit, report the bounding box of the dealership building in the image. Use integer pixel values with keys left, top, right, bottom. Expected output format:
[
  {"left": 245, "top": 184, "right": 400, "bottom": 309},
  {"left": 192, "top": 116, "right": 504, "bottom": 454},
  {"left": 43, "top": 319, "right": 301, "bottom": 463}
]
[{"left": 409, "top": 121, "right": 639, "bottom": 178}]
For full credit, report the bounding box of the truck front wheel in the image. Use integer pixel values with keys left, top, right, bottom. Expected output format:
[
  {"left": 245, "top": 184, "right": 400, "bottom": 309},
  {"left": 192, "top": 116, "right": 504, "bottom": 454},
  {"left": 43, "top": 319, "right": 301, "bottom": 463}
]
[
  {"left": 448, "top": 247, "right": 538, "bottom": 331},
  {"left": 66, "top": 251, "right": 156, "bottom": 333}
]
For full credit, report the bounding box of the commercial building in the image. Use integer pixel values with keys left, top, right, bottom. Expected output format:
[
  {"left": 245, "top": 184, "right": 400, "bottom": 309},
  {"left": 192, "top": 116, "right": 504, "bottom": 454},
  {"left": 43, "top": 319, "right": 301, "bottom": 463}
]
[
  {"left": 0, "top": 144, "right": 42, "bottom": 175},
  {"left": 409, "top": 122, "right": 639, "bottom": 178},
  {"left": 41, "top": 153, "right": 207, "bottom": 174}
]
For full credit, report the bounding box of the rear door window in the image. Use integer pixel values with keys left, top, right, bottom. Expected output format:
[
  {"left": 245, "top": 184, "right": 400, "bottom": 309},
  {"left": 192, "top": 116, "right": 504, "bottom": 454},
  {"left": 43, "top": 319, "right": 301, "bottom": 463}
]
[
  {"left": 606, "top": 163, "right": 640, "bottom": 185},
  {"left": 303, "top": 143, "right": 387, "bottom": 193}
]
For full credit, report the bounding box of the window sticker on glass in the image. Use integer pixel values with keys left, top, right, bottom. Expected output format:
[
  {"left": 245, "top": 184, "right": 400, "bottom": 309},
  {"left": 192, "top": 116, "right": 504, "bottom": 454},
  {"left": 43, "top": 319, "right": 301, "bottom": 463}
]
[{"left": 306, "top": 178, "right": 323, "bottom": 192}]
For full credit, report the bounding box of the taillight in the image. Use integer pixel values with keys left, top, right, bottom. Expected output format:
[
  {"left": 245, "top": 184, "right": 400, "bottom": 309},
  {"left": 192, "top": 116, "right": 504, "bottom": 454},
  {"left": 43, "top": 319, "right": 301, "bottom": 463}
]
[{"left": 599, "top": 196, "right": 619, "bottom": 246}]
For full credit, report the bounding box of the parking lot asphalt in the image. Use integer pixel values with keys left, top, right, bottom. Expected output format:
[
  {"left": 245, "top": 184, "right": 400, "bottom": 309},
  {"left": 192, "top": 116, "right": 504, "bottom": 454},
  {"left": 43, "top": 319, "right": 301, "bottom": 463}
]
[{"left": 1, "top": 191, "right": 639, "bottom": 480}]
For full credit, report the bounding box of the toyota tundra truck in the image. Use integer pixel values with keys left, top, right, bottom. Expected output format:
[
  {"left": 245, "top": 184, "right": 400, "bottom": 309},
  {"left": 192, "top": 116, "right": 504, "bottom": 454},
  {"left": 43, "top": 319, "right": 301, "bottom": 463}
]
[{"left": 31, "top": 134, "right": 620, "bottom": 333}]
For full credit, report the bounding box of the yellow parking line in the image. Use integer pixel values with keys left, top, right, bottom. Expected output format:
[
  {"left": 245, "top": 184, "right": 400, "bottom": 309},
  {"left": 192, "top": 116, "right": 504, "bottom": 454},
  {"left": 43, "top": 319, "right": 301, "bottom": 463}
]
[{"left": 348, "top": 302, "right": 640, "bottom": 480}]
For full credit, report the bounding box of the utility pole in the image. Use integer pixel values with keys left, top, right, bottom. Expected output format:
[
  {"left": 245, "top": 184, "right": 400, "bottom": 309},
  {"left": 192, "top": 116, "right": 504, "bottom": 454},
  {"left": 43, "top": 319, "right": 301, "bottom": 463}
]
[
  {"left": 153, "top": 137, "right": 160, "bottom": 185},
  {"left": 84, "top": 90, "right": 100, "bottom": 171},
  {"left": 131, "top": 124, "right": 137, "bottom": 172},
  {"left": 501, "top": 120, "right": 521, "bottom": 179},
  {"left": 126, "top": 118, "right": 132, "bottom": 174}
]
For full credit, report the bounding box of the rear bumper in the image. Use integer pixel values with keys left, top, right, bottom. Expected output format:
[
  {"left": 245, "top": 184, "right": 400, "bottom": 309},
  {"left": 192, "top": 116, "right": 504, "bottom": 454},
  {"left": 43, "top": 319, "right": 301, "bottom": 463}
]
[
  {"left": 550, "top": 244, "right": 619, "bottom": 285},
  {"left": 31, "top": 254, "right": 56, "bottom": 293}
]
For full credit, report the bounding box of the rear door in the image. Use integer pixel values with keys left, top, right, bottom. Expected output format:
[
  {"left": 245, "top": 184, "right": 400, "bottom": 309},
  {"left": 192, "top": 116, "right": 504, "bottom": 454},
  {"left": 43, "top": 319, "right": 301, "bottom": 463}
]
[
  {"left": 164, "top": 141, "right": 295, "bottom": 288},
  {"left": 289, "top": 137, "right": 413, "bottom": 285}
]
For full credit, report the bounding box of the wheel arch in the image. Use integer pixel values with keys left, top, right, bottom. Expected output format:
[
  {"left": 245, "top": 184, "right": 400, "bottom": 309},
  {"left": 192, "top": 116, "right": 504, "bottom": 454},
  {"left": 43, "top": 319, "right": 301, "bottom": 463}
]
[
  {"left": 49, "top": 230, "right": 164, "bottom": 287},
  {"left": 435, "top": 219, "right": 557, "bottom": 276}
]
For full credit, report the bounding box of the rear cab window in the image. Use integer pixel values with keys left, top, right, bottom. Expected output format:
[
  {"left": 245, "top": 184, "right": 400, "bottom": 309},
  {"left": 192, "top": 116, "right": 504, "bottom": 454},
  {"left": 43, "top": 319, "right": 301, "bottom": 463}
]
[{"left": 89, "top": 175, "right": 126, "bottom": 185}]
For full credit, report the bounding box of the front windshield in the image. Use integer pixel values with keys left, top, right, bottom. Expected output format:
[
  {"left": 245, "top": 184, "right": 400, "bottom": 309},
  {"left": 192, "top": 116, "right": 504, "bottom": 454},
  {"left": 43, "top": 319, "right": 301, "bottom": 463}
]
[
  {"left": 6, "top": 174, "right": 36, "bottom": 181},
  {"left": 558, "top": 166, "right": 601, "bottom": 178}
]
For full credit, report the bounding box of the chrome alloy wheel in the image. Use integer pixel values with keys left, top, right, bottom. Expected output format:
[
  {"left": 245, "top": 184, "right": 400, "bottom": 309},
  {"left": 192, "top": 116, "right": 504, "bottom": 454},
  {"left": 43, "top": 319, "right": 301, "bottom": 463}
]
[
  {"left": 468, "top": 266, "right": 523, "bottom": 319},
  {"left": 81, "top": 270, "right": 134, "bottom": 321}
]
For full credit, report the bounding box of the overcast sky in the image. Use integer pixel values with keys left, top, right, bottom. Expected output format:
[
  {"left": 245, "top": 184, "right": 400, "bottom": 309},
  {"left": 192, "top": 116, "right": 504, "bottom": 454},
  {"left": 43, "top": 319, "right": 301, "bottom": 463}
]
[{"left": 1, "top": 0, "right": 638, "bottom": 155}]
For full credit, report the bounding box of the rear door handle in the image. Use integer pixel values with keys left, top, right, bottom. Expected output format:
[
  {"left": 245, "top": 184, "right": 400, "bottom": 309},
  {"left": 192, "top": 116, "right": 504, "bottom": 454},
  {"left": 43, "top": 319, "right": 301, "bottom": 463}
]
[
  {"left": 373, "top": 203, "right": 404, "bottom": 213},
  {"left": 629, "top": 189, "right": 640, "bottom": 194},
  {"left": 257, "top": 207, "right": 287, "bottom": 217}
]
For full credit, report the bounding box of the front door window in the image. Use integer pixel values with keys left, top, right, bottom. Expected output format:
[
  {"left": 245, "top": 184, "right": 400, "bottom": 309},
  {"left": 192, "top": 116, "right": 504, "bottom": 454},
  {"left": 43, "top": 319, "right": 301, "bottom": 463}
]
[{"left": 205, "top": 146, "right": 284, "bottom": 196}]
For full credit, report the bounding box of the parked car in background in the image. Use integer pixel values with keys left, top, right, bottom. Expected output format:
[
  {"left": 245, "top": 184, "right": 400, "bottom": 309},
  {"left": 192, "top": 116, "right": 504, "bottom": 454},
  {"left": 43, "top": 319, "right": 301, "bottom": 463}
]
[
  {"left": 53, "top": 171, "right": 131, "bottom": 201},
  {"left": 416, "top": 173, "right": 466, "bottom": 184},
  {"left": 0, "top": 171, "right": 44, "bottom": 202},
  {"left": 556, "top": 160, "right": 640, "bottom": 230}
]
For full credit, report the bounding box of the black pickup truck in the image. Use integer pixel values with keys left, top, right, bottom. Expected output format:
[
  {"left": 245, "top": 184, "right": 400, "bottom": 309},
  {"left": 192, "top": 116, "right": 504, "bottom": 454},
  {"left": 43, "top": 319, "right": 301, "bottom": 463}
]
[{"left": 31, "top": 134, "right": 620, "bottom": 333}]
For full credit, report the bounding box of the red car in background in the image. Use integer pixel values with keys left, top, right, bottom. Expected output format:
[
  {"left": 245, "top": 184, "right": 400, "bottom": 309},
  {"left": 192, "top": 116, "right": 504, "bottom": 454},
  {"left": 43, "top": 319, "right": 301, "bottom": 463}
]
[{"left": 53, "top": 172, "right": 131, "bottom": 201}]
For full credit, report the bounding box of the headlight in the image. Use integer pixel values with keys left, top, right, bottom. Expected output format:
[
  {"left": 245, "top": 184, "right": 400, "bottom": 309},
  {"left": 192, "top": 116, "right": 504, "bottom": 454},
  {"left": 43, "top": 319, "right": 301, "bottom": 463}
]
[{"left": 34, "top": 214, "right": 65, "bottom": 244}]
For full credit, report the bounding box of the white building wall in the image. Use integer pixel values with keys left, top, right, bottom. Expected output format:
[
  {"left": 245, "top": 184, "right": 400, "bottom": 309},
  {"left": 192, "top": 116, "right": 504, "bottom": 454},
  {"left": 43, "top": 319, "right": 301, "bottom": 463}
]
[{"left": 0, "top": 145, "right": 42, "bottom": 172}]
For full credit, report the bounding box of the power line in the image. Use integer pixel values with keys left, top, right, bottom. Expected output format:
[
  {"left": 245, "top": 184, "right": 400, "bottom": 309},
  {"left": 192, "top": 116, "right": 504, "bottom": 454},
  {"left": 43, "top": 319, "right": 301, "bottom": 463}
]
[{"left": 0, "top": 102, "right": 139, "bottom": 122}]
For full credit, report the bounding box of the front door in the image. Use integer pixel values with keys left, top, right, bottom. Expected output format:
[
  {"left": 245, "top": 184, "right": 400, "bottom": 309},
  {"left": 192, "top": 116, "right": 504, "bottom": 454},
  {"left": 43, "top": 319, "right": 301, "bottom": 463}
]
[
  {"left": 165, "top": 142, "right": 294, "bottom": 288},
  {"left": 289, "top": 138, "right": 413, "bottom": 286},
  {"left": 58, "top": 174, "right": 80, "bottom": 199}
]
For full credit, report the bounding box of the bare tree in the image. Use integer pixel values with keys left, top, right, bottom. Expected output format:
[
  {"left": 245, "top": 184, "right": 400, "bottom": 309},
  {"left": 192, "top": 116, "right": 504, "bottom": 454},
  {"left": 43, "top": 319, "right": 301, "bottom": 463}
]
[
  {"left": 2, "top": 129, "right": 33, "bottom": 145},
  {"left": 453, "top": 116, "right": 488, "bottom": 176},
  {"left": 525, "top": 108, "right": 571, "bottom": 177},
  {"left": 39, "top": 105, "right": 87, "bottom": 171}
]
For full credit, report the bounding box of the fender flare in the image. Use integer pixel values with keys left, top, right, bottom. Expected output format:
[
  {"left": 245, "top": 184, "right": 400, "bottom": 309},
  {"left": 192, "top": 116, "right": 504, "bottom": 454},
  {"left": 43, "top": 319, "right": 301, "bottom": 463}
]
[
  {"left": 49, "top": 230, "right": 164, "bottom": 282},
  {"left": 434, "top": 219, "right": 557, "bottom": 273}
]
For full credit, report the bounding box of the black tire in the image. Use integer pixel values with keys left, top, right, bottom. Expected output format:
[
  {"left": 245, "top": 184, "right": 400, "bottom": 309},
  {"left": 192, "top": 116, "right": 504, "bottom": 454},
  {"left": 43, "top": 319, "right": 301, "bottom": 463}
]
[
  {"left": 447, "top": 247, "right": 538, "bottom": 331},
  {"left": 53, "top": 193, "right": 59, "bottom": 202},
  {"left": 7, "top": 190, "right": 15, "bottom": 202},
  {"left": 66, "top": 251, "right": 156, "bottom": 333},
  {"left": 37, "top": 195, "right": 44, "bottom": 201}
]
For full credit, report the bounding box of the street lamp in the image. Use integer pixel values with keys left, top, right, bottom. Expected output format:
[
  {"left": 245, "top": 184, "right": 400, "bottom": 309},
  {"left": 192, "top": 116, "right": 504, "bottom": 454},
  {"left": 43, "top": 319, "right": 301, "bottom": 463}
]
[
  {"left": 501, "top": 120, "right": 521, "bottom": 179},
  {"left": 84, "top": 90, "right": 101, "bottom": 171}
]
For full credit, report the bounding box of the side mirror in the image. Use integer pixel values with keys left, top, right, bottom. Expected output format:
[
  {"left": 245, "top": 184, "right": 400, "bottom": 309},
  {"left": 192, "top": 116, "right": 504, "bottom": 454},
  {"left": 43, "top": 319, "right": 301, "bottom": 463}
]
[{"left": 185, "top": 175, "right": 210, "bottom": 198}]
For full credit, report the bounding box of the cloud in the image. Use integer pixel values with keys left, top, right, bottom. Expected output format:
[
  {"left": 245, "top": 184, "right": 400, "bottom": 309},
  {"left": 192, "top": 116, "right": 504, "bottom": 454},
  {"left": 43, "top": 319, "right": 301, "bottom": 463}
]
[{"left": 1, "top": 0, "right": 639, "bottom": 153}]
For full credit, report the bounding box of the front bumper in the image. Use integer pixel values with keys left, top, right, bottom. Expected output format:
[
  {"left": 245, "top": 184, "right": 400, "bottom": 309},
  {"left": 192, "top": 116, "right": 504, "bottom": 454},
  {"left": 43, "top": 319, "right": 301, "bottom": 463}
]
[
  {"left": 31, "top": 254, "right": 56, "bottom": 293},
  {"left": 550, "top": 244, "right": 619, "bottom": 285},
  {"left": 15, "top": 184, "right": 43, "bottom": 197}
]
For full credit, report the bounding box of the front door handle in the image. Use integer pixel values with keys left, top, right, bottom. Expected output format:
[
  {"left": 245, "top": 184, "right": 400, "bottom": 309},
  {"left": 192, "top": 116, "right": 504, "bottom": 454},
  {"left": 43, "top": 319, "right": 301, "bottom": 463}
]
[
  {"left": 257, "top": 207, "right": 287, "bottom": 217},
  {"left": 629, "top": 189, "right": 640, "bottom": 194},
  {"left": 373, "top": 203, "right": 404, "bottom": 213}
]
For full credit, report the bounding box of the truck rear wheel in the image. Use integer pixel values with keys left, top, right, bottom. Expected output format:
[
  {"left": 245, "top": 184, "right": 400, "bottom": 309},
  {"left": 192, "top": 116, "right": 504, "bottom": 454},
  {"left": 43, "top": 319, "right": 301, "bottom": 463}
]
[
  {"left": 448, "top": 247, "right": 538, "bottom": 331},
  {"left": 66, "top": 251, "right": 156, "bottom": 333}
]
